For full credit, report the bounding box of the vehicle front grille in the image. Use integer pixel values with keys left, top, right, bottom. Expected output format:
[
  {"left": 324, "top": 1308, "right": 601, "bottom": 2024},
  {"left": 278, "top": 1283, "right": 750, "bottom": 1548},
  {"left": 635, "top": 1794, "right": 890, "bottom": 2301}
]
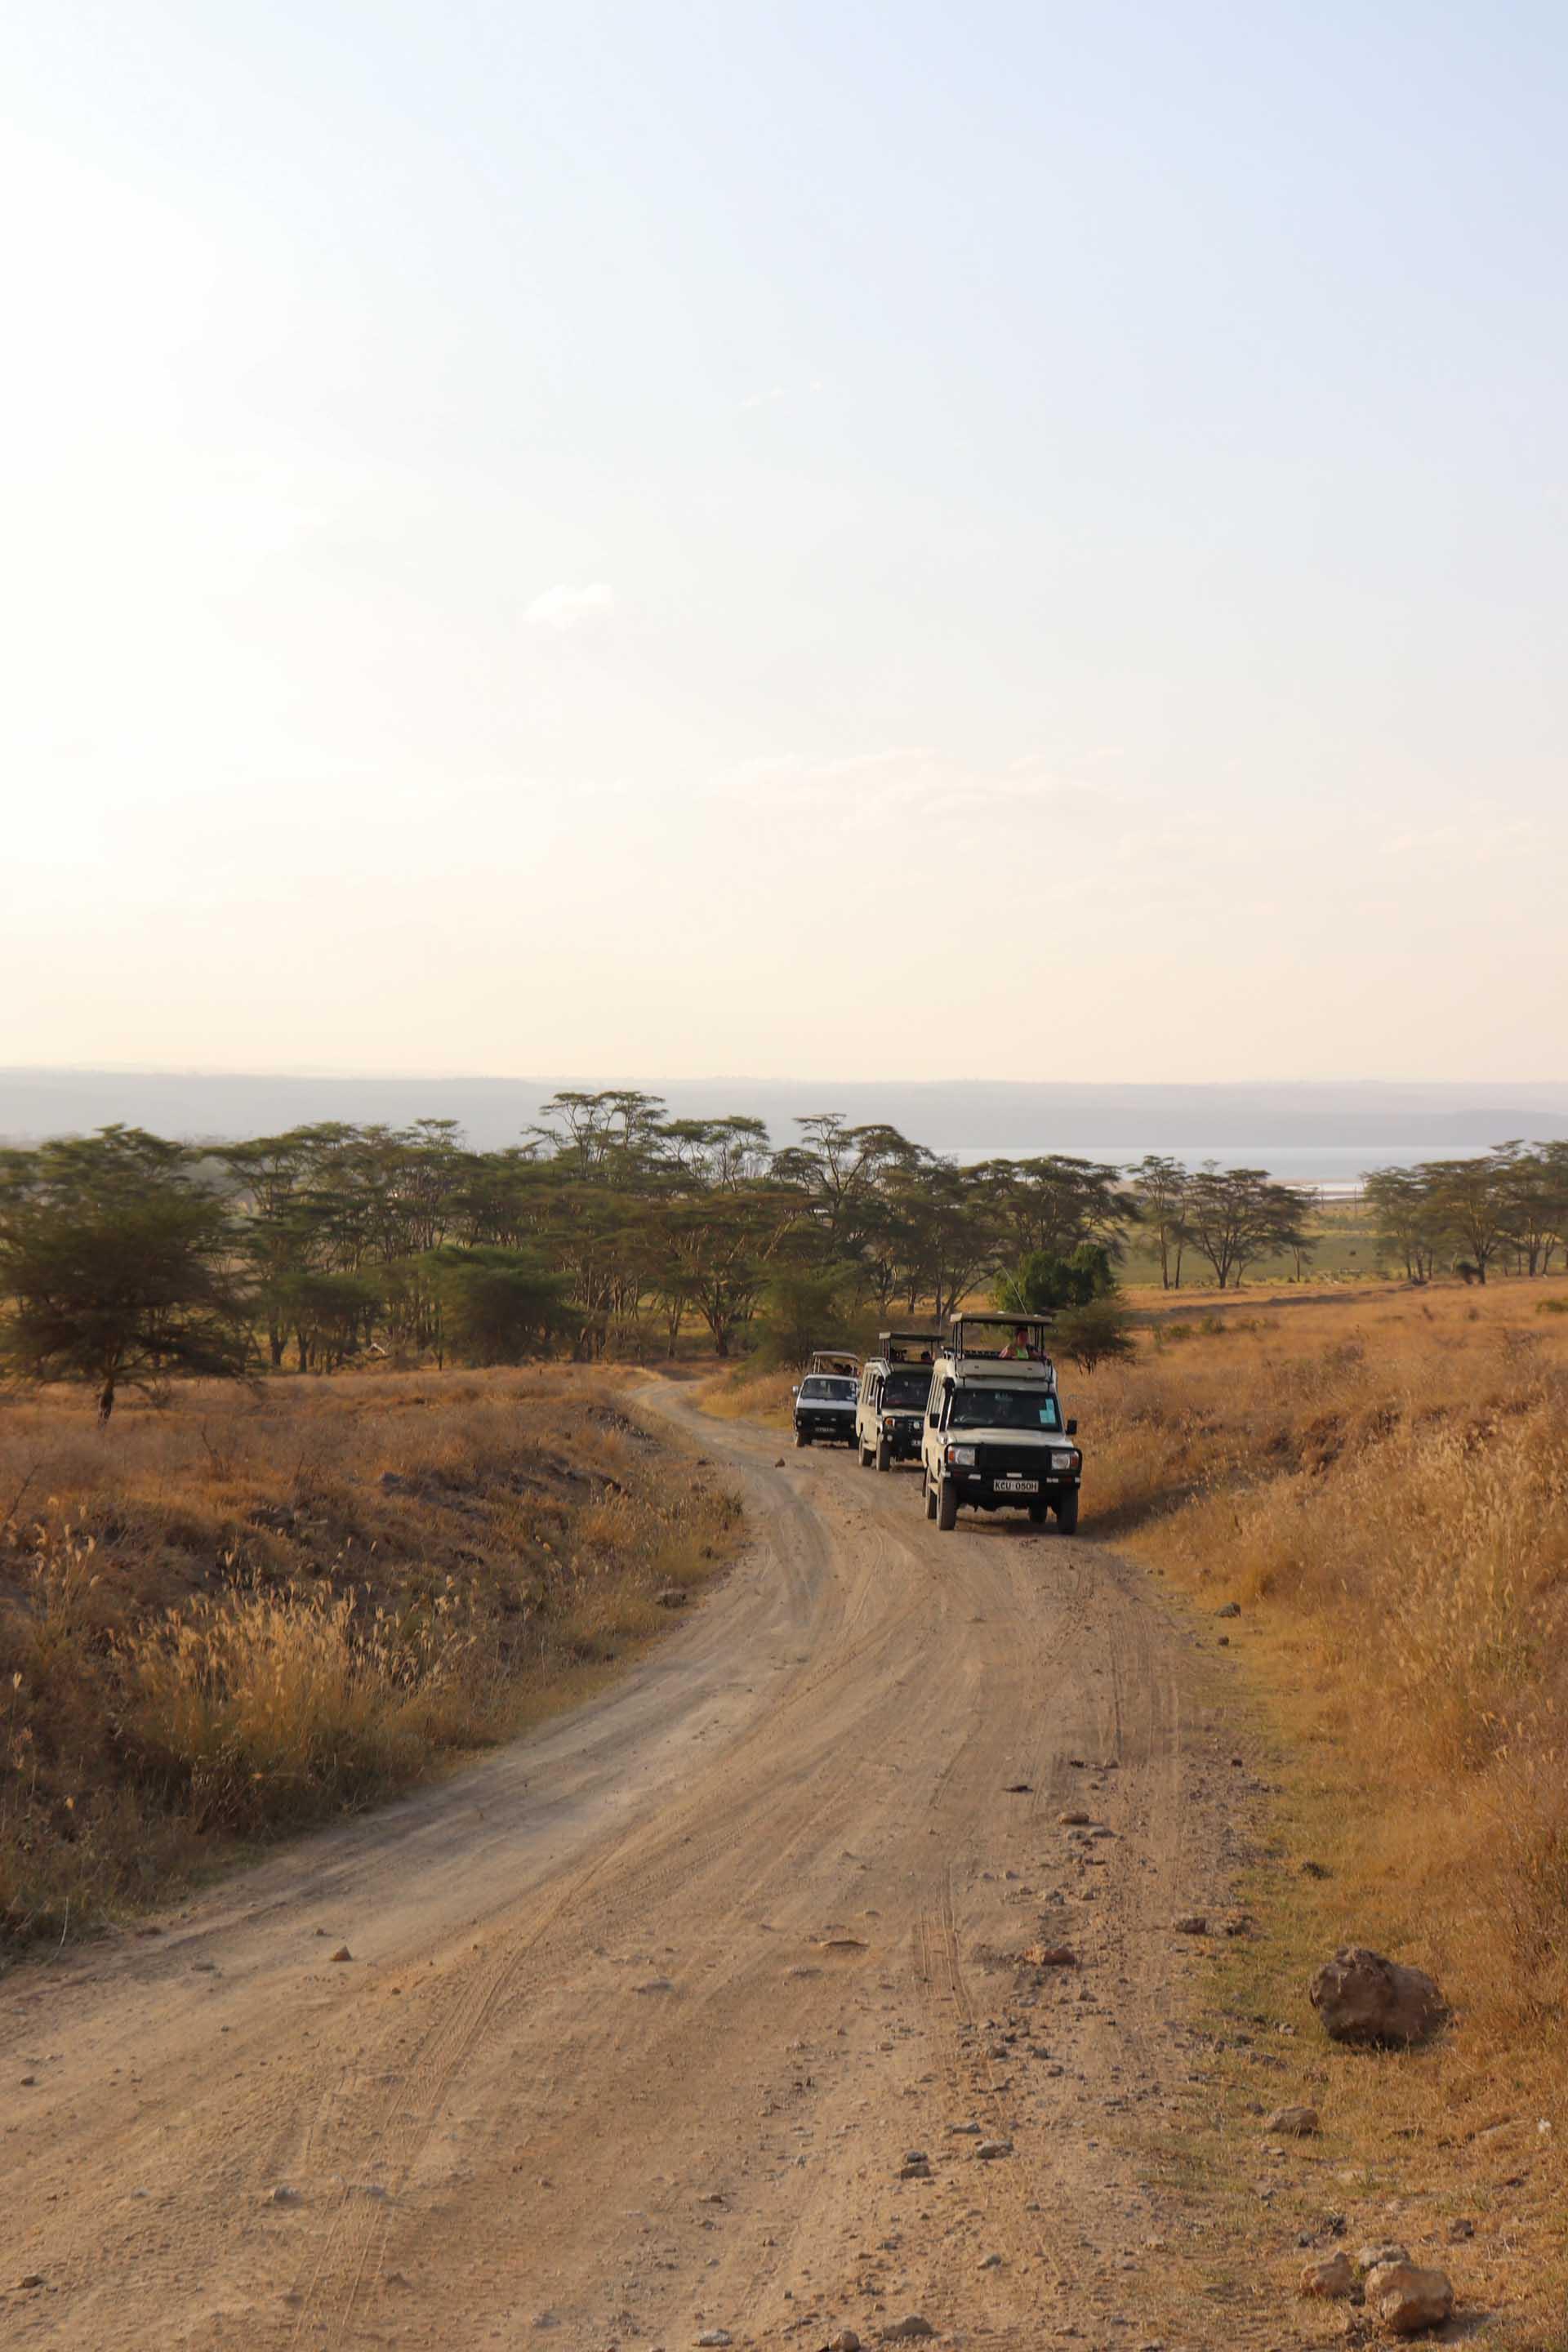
[{"left": 972, "top": 1442, "right": 1054, "bottom": 1478}]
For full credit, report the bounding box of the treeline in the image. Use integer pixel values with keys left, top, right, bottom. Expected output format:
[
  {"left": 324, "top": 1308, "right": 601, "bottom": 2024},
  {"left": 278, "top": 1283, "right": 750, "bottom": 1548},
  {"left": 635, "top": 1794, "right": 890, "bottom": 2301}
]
[
  {"left": 1363, "top": 1146, "right": 1568, "bottom": 1285},
  {"left": 0, "top": 1098, "right": 1562, "bottom": 1415}
]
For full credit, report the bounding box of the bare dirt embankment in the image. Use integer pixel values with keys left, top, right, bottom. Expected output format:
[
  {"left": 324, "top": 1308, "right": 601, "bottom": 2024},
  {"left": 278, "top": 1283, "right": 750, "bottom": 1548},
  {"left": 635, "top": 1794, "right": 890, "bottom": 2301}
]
[{"left": 2, "top": 1375, "right": 1290, "bottom": 2351}]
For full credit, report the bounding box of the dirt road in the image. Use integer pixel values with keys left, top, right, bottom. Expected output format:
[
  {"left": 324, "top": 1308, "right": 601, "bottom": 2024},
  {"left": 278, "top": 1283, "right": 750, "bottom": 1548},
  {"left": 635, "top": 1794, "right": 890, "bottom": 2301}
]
[{"left": 3, "top": 1388, "right": 1254, "bottom": 2350}]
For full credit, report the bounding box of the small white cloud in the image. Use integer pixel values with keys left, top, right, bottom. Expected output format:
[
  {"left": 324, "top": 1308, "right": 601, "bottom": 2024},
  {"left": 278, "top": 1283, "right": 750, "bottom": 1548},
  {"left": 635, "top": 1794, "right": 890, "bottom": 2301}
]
[
  {"left": 738, "top": 385, "right": 789, "bottom": 412},
  {"left": 524, "top": 581, "right": 617, "bottom": 630}
]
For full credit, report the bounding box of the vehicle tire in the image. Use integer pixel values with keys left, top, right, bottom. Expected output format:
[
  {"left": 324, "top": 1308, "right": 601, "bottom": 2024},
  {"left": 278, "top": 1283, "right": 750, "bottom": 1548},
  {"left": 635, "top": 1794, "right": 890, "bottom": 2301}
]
[
  {"left": 859, "top": 1441, "right": 873, "bottom": 1468},
  {"left": 924, "top": 1472, "right": 938, "bottom": 1521},
  {"left": 794, "top": 1428, "right": 810, "bottom": 1449},
  {"left": 1027, "top": 1499, "right": 1048, "bottom": 1524},
  {"left": 937, "top": 1479, "right": 958, "bottom": 1532},
  {"left": 876, "top": 1437, "right": 892, "bottom": 1473},
  {"left": 1055, "top": 1486, "right": 1080, "bottom": 1534}
]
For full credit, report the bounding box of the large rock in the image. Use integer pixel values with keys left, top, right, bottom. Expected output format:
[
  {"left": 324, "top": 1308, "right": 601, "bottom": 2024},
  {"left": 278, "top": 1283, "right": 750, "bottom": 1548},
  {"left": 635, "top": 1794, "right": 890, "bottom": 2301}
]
[
  {"left": 1364, "top": 2261, "right": 1454, "bottom": 2335},
  {"left": 1308, "top": 1947, "right": 1448, "bottom": 2047}
]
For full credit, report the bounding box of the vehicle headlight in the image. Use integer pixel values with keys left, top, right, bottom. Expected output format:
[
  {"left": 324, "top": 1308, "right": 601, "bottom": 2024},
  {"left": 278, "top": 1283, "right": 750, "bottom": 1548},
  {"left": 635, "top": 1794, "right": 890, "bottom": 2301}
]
[
  {"left": 1051, "top": 1450, "right": 1075, "bottom": 1472},
  {"left": 949, "top": 1444, "right": 977, "bottom": 1467}
]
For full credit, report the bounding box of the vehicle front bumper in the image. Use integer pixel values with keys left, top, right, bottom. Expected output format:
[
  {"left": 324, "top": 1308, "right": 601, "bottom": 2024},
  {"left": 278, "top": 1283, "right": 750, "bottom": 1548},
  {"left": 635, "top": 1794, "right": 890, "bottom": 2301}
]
[
  {"left": 880, "top": 1414, "right": 924, "bottom": 1458},
  {"left": 795, "top": 1411, "right": 857, "bottom": 1441}
]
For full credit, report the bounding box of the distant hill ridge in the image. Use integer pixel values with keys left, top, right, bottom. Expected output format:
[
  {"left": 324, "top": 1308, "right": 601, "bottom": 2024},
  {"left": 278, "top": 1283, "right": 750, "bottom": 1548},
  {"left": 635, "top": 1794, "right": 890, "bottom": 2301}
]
[{"left": 3, "top": 1069, "right": 1566, "bottom": 1155}]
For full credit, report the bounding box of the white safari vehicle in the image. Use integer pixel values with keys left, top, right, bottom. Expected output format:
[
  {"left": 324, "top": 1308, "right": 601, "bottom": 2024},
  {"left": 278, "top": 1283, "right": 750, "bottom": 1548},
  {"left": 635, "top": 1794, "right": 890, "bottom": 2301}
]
[
  {"left": 791, "top": 1370, "right": 859, "bottom": 1447},
  {"left": 856, "top": 1330, "right": 940, "bottom": 1470},
  {"left": 919, "top": 1312, "right": 1082, "bottom": 1532}
]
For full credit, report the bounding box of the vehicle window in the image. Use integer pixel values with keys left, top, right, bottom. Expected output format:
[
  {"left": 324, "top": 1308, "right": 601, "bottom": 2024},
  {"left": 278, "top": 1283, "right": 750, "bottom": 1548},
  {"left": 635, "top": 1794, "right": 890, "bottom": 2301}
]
[
  {"left": 948, "top": 1388, "right": 1062, "bottom": 1432},
  {"left": 800, "top": 1377, "right": 856, "bottom": 1401},
  {"left": 882, "top": 1370, "right": 929, "bottom": 1408}
]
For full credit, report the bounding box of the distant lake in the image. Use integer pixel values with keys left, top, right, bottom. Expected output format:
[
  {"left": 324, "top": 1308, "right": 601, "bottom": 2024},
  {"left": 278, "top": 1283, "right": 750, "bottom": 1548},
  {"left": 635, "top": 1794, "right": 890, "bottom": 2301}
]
[{"left": 951, "top": 1142, "right": 1491, "bottom": 1183}]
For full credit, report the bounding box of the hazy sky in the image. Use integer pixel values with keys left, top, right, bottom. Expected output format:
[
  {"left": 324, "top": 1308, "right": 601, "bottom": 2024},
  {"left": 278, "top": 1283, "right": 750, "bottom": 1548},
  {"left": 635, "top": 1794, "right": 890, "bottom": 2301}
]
[{"left": 5, "top": 2, "right": 1565, "bottom": 1082}]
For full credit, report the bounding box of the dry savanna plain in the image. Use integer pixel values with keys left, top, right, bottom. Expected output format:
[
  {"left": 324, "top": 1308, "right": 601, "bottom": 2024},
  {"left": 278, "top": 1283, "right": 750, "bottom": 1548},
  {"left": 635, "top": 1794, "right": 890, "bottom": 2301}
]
[{"left": 2, "top": 1272, "right": 1566, "bottom": 2351}]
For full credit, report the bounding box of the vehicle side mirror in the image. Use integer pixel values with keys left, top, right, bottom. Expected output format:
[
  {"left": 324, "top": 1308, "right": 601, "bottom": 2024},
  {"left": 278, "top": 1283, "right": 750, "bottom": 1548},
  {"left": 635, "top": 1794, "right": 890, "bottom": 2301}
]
[
  {"left": 1066, "top": 1418, "right": 1077, "bottom": 1436},
  {"left": 791, "top": 1386, "right": 799, "bottom": 1398}
]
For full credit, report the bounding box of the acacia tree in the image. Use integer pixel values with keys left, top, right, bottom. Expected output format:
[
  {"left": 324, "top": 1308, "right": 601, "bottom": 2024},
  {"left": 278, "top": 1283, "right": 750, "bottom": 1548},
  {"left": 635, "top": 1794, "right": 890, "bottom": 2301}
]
[
  {"left": 1128, "top": 1155, "right": 1191, "bottom": 1289},
  {"left": 1364, "top": 1166, "right": 1447, "bottom": 1283},
  {"left": 0, "top": 1129, "right": 254, "bottom": 1419},
  {"left": 1183, "top": 1166, "right": 1313, "bottom": 1290},
  {"left": 1422, "top": 1152, "right": 1517, "bottom": 1284}
]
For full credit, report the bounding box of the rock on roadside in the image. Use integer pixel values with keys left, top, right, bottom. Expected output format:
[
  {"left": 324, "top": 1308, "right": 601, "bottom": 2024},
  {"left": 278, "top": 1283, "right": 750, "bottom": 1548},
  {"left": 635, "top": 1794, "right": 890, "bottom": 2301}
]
[
  {"left": 882, "top": 2321, "right": 936, "bottom": 2344},
  {"left": 1298, "top": 2253, "right": 1356, "bottom": 2301},
  {"left": 1267, "top": 2104, "right": 1321, "bottom": 2136},
  {"left": 1364, "top": 2261, "right": 1454, "bottom": 2335},
  {"left": 1309, "top": 1947, "right": 1448, "bottom": 2047}
]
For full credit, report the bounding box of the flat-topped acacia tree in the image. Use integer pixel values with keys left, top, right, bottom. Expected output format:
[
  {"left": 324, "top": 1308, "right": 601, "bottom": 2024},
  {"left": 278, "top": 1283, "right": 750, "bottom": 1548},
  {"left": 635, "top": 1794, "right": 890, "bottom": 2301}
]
[{"left": 0, "top": 1126, "right": 255, "bottom": 1421}]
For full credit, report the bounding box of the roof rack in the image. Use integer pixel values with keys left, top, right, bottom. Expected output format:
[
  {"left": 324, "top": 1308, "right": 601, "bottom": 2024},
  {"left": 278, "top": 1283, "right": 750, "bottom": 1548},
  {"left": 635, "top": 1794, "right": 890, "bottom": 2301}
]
[
  {"left": 947, "top": 1312, "right": 1057, "bottom": 1365},
  {"left": 807, "top": 1348, "right": 861, "bottom": 1377},
  {"left": 878, "top": 1329, "right": 942, "bottom": 1364}
]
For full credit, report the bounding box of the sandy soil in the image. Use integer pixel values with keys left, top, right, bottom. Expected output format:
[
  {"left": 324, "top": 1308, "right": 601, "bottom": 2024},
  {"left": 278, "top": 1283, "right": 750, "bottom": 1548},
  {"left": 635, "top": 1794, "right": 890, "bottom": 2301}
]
[{"left": 2, "top": 1386, "right": 1256, "bottom": 2350}]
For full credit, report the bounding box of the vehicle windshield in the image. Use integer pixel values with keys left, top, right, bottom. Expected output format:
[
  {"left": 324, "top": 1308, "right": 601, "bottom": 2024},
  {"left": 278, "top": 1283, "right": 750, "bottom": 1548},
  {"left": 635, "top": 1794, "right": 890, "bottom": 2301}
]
[
  {"left": 883, "top": 1370, "right": 930, "bottom": 1409},
  {"left": 948, "top": 1387, "right": 1062, "bottom": 1432},
  {"left": 800, "top": 1377, "right": 856, "bottom": 1401}
]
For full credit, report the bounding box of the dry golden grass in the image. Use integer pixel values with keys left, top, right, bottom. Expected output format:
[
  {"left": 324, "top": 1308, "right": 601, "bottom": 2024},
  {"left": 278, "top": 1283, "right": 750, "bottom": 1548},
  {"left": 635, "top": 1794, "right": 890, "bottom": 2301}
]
[
  {"left": 0, "top": 1366, "right": 739, "bottom": 1950},
  {"left": 1076, "top": 1275, "right": 1568, "bottom": 2342}
]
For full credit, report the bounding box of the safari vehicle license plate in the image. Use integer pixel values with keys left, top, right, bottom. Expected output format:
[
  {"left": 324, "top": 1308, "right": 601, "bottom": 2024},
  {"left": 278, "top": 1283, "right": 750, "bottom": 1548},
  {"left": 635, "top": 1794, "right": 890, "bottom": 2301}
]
[{"left": 994, "top": 1477, "right": 1039, "bottom": 1495}]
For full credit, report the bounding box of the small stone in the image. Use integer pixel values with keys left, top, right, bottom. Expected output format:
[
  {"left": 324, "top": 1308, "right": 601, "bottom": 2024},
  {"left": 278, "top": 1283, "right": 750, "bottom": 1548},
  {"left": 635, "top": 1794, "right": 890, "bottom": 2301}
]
[
  {"left": 268, "top": 2185, "right": 301, "bottom": 2206},
  {"left": 831, "top": 2333, "right": 862, "bottom": 2352},
  {"left": 18, "top": 2275, "right": 46, "bottom": 2291},
  {"left": 1216, "top": 1601, "right": 1241, "bottom": 1617},
  {"left": 1364, "top": 2261, "right": 1454, "bottom": 2335},
  {"left": 1357, "top": 2243, "right": 1410, "bottom": 2274},
  {"left": 1174, "top": 1916, "right": 1208, "bottom": 1936},
  {"left": 978, "top": 2252, "right": 1003, "bottom": 2269},
  {"left": 946, "top": 2121, "right": 982, "bottom": 2135},
  {"left": 19, "top": 2076, "right": 37, "bottom": 2087},
  {"left": 1267, "top": 2105, "right": 1321, "bottom": 2136},
  {"left": 1298, "top": 2253, "right": 1356, "bottom": 2301},
  {"left": 1022, "top": 1943, "right": 1078, "bottom": 1967},
  {"left": 1058, "top": 1811, "right": 1092, "bottom": 1826},
  {"left": 882, "top": 2321, "right": 935, "bottom": 2343},
  {"left": 975, "top": 2139, "right": 1012, "bottom": 2160},
  {"left": 635, "top": 1978, "right": 675, "bottom": 1994},
  {"left": 696, "top": 2333, "right": 733, "bottom": 2347},
  {"left": 655, "top": 1587, "right": 688, "bottom": 1609},
  {"left": 328, "top": 1945, "right": 353, "bottom": 1963}
]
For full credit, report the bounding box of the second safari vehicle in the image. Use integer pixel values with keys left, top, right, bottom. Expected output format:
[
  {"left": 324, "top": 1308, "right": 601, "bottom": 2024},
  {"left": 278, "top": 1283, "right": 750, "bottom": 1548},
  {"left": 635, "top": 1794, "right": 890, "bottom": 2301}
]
[{"left": 856, "top": 1330, "right": 940, "bottom": 1470}]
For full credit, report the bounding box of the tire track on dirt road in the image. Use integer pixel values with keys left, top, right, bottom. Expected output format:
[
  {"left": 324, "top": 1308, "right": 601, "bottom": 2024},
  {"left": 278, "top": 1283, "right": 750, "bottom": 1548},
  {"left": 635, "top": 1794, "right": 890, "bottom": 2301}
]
[{"left": 3, "top": 1377, "right": 1258, "bottom": 2352}]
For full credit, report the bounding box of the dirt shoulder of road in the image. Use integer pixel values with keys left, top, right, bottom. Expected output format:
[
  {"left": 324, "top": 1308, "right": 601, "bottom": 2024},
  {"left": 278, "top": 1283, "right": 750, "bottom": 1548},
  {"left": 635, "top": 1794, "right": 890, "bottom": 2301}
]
[{"left": 1078, "top": 1278, "right": 1568, "bottom": 2352}]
